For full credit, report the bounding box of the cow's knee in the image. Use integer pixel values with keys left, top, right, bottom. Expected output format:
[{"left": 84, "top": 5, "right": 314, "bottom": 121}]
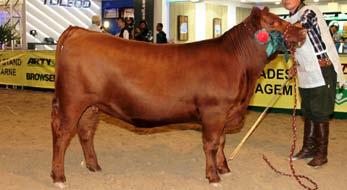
[{"left": 78, "top": 106, "right": 99, "bottom": 141}]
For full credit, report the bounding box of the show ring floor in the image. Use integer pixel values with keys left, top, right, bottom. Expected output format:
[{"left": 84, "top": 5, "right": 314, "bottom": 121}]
[{"left": 0, "top": 89, "right": 346, "bottom": 190}]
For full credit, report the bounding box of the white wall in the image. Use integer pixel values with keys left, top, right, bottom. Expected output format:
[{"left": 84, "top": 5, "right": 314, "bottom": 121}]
[
  {"left": 205, "top": 0, "right": 240, "bottom": 29},
  {"left": 154, "top": 0, "right": 239, "bottom": 42},
  {"left": 25, "top": 0, "right": 101, "bottom": 50},
  {"left": 195, "top": 2, "right": 206, "bottom": 41}
]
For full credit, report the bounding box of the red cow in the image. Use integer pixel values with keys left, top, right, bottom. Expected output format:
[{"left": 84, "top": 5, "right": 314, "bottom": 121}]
[{"left": 50, "top": 7, "right": 305, "bottom": 187}]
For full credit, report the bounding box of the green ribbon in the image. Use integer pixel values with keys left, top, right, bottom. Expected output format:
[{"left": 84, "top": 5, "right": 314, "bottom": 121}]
[
  {"left": 255, "top": 30, "right": 290, "bottom": 63},
  {"left": 267, "top": 31, "right": 290, "bottom": 62}
]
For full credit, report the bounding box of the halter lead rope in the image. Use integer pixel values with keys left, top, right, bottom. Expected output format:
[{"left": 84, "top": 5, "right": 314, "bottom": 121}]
[{"left": 263, "top": 24, "right": 318, "bottom": 190}]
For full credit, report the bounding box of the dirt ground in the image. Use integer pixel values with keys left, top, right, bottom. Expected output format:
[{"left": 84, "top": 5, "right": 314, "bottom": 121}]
[{"left": 0, "top": 88, "right": 346, "bottom": 190}]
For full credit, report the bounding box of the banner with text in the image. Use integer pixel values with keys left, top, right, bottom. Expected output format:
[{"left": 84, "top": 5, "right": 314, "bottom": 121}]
[
  {"left": 0, "top": 51, "right": 55, "bottom": 89},
  {"left": 249, "top": 56, "right": 347, "bottom": 113}
]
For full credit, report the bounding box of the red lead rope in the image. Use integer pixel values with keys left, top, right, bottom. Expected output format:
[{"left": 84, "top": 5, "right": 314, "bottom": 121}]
[{"left": 262, "top": 26, "right": 319, "bottom": 190}]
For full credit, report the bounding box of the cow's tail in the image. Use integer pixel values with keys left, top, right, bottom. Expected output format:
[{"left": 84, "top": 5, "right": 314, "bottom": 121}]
[{"left": 55, "top": 26, "right": 78, "bottom": 76}]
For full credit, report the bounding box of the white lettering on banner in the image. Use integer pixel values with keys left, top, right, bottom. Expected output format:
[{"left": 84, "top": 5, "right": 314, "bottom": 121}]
[{"left": 43, "top": 0, "right": 91, "bottom": 8}]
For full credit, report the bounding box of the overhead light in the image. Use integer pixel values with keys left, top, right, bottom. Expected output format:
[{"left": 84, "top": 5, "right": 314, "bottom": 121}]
[
  {"left": 313, "top": 0, "right": 319, "bottom": 2},
  {"left": 103, "top": 21, "right": 110, "bottom": 29},
  {"left": 240, "top": 0, "right": 246, "bottom": 2},
  {"left": 274, "top": 1, "right": 281, "bottom": 5}
]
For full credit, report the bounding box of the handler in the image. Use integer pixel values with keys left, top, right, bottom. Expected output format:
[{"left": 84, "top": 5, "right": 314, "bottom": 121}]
[{"left": 282, "top": 0, "right": 345, "bottom": 167}]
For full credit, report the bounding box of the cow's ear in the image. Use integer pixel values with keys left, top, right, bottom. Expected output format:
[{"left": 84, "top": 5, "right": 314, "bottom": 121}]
[
  {"left": 262, "top": 6, "right": 269, "bottom": 13},
  {"left": 251, "top": 6, "right": 261, "bottom": 16}
]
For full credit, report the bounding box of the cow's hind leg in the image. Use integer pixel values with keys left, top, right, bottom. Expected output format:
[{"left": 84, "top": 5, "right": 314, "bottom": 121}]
[
  {"left": 201, "top": 107, "right": 225, "bottom": 183},
  {"left": 216, "top": 133, "right": 230, "bottom": 174},
  {"left": 50, "top": 97, "right": 84, "bottom": 186},
  {"left": 77, "top": 106, "right": 101, "bottom": 172}
]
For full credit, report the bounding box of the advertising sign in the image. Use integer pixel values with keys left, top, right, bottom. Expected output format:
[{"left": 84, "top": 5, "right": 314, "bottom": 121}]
[
  {"left": 43, "top": 0, "right": 91, "bottom": 8},
  {"left": 249, "top": 55, "right": 347, "bottom": 113},
  {"left": 0, "top": 51, "right": 55, "bottom": 89}
]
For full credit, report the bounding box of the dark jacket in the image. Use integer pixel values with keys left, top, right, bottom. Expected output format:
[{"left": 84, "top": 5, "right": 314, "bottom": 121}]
[
  {"left": 135, "top": 28, "right": 153, "bottom": 42},
  {"left": 156, "top": 31, "right": 168, "bottom": 44}
]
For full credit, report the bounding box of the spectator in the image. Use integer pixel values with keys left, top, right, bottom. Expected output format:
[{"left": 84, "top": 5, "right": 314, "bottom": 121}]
[
  {"left": 329, "top": 24, "right": 341, "bottom": 43},
  {"left": 117, "top": 18, "right": 132, "bottom": 40},
  {"left": 126, "top": 17, "right": 135, "bottom": 39},
  {"left": 89, "top": 15, "right": 103, "bottom": 32},
  {"left": 156, "top": 23, "right": 168, "bottom": 44},
  {"left": 134, "top": 20, "right": 153, "bottom": 42}
]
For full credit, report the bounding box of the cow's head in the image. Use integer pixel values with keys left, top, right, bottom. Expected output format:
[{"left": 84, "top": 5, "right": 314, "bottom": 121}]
[{"left": 252, "top": 6, "right": 306, "bottom": 48}]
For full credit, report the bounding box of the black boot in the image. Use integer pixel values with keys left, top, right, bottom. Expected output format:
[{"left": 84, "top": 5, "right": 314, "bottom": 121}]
[
  {"left": 308, "top": 122, "right": 329, "bottom": 167},
  {"left": 292, "top": 119, "right": 316, "bottom": 160}
]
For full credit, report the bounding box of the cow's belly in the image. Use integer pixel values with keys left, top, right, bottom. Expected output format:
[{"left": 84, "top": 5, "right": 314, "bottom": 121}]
[{"left": 98, "top": 95, "right": 198, "bottom": 127}]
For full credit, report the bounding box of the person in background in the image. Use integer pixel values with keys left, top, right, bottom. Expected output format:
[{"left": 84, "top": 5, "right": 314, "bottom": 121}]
[
  {"left": 329, "top": 24, "right": 341, "bottom": 43},
  {"left": 89, "top": 15, "right": 103, "bottom": 32},
  {"left": 126, "top": 17, "right": 135, "bottom": 40},
  {"left": 134, "top": 20, "right": 153, "bottom": 42},
  {"left": 156, "top": 23, "right": 168, "bottom": 44},
  {"left": 282, "top": 0, "right": 345, "bottom": 167},
  {"left": 116, "top": 18, "right": 131, "bottom": 40}
]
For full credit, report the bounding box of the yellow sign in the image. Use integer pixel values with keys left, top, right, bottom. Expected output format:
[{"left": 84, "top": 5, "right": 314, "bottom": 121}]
[
  {"left": 249, "top": 55, "right": 347, "bottom": 113},
  {"left": 0, "top": 50, "right": 55, "bottom": 89}
]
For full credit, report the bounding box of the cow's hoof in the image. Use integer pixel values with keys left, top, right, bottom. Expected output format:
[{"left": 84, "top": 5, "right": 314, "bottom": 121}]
[
  {"left": 54, "top": 182, "right": 66, "bottom": 189},
  {"left": 81, "top": 160, "right": 102, "bottom": 172},
  {"left": 50, "top": 171, "right": 66, "bottom": 183},
  {"left": 87, "top": 164, "right": 102, "bottom": 172},
  {"left": 208, "top": 175, "right": 221, "bottom": 183},
  {"left": 218, "top": 167, "right": 231, "bottom": 175}
]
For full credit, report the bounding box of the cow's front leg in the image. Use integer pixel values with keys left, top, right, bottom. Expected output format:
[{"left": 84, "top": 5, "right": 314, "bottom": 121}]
[
  {"left": 216, "top": 133, "right": 230, "bottom": 174},
  {"left": 201, "top": 108, "right": 225, "bottom": 183}
]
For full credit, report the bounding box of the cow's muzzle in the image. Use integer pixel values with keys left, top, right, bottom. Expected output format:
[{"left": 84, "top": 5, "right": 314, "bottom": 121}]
[{"left": 283, "top": 23, "right": 307, "bottom": 48}]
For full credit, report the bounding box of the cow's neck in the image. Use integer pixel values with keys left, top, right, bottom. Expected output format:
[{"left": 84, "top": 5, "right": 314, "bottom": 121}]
[
  {"left": 241, "top": 18, "right": 261, "bottom": 38},
  {"left": 221, "top": 18, "right": 268, "bottom": 73}
]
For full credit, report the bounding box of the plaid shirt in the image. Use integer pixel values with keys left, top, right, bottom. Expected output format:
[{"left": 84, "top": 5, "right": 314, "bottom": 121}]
[{"left": 300, "top": 9, "right": 328, "bottom": 59}]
